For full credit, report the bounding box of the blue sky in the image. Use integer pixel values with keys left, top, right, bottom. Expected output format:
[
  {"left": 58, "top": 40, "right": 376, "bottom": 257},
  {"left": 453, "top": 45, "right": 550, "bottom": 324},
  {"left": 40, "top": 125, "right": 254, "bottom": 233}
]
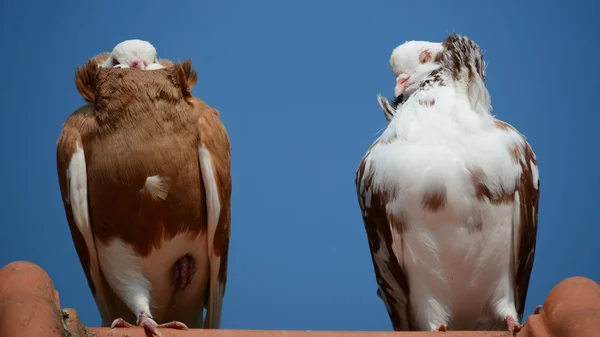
[{"left": 1, "top": 0, "right": 598, "bottom": 331}]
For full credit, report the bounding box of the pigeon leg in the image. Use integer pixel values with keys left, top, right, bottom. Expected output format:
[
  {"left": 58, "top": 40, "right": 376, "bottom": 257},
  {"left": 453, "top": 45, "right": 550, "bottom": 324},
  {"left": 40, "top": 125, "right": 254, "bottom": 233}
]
[
  {"left": 533, "top": 305, "right": 543, "bottom": 315},
  {"left": 111, "top": 313, "right": 188, "bottom": 337},
  {"left": 505, "top": 316, "right": 523, "bottom": 333}
]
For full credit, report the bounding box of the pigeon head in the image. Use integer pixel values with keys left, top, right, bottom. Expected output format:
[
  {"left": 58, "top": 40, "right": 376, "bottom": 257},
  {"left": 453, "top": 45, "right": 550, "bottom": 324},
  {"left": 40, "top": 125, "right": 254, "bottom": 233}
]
[
  {"left": 390, "top": 40, "right": 444, "bottom": 98},
  {"left": 102, "top": 39, "right": 161, "bottom": 70}
]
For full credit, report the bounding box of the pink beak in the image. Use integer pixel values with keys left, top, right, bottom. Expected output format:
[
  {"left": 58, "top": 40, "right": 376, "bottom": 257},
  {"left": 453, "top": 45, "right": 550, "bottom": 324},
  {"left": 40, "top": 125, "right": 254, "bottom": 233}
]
[
  {"left": 394, "top": 74, "right": 410, "bottom": 98},
  {"left": 130, "top": 57, "right": 148, "bottom": 70}
]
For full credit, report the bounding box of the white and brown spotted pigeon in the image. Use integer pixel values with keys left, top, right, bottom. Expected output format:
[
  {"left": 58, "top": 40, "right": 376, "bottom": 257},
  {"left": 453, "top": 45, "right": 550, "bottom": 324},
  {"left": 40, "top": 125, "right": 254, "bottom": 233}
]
[
  {"left": 57, "top": 52, "right": 231, "bottom": 336},
  {"left": 356, "top": 34, "right": 539, "bottom": 332}
]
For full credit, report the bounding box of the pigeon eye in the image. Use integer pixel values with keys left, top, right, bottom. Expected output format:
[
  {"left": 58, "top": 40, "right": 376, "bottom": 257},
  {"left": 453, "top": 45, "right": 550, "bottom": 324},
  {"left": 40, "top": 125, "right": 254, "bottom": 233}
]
[
  {"left": 112, "top": 58, "right": 119, "bottom": 66},
  {"left": 419, "top": 50, "right": 432, "bottom": 64}
]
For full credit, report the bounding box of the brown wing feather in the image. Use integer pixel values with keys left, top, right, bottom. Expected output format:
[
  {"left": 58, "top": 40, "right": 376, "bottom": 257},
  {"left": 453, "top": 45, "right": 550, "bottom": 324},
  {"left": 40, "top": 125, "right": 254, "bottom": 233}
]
[
  {"left": 56, "top": 106, "right": 111, "bottom": 321},
  {"left": 195, "top": 98, "right": 232, "bottom": 328},
  {"left": 514, "top": 140, "right": 540, "bottom": 318},
  {"left": 355, "top": 146, "right": 412, "bottom": 331},
  {"left": 376, "top": 94, "right": 396, "bottom": 122}
]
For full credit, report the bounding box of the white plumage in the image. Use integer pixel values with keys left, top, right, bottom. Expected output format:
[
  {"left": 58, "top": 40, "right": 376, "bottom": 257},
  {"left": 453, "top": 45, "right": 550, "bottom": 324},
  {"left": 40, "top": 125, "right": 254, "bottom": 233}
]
[
  {"left": 356, "top": 34, "right": 539, "bottom": 332},
  {"left": 377, "top": 41, "right": 445, "bottom": 123},
  {"left": 390, "top": 41, "right": 444, "bottom": 99},
  {"left": 376, "top": 94, "right": 401, "bottom": 122},
  {"left": 101, "top": 39, "right": 165, "bottom": 70}
]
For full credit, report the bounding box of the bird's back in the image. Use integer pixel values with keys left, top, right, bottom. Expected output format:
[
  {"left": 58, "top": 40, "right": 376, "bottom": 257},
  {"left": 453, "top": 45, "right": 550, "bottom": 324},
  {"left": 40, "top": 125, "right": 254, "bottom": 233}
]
[
  {"left": 60, "top": 58, "right": 232, "bottom": 329},
  {"left": 79, "top": 68, "right": 208, "bottom": 255}
]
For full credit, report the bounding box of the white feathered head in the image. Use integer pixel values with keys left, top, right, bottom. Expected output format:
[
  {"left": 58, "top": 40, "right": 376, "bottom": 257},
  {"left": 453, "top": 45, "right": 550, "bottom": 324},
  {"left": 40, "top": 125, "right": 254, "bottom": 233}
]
[
  {"left": 101, "top": 39, "right": 163, "bottom": 70},
  {"left": 389, "top": 41, "right": 444, "bottom": 98}
]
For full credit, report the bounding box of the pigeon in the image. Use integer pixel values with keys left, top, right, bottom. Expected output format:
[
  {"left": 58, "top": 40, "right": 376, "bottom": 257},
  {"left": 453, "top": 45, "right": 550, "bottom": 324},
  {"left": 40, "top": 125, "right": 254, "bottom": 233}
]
[
  {"left": 355, "top": 34, "right": 539, "bottom": 332},
  {"left": 101, "top": 39, "right": 165, "bottom": 70},
  {"left": 58, "top": 56, "right": 231, "bottom": 336}
]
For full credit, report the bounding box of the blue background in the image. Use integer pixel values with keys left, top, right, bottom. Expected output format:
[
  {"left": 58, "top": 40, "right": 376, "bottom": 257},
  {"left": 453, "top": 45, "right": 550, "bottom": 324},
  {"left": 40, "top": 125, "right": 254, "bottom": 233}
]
[{"left": 1, "top": 0, "right": 598, "bottom": 331}]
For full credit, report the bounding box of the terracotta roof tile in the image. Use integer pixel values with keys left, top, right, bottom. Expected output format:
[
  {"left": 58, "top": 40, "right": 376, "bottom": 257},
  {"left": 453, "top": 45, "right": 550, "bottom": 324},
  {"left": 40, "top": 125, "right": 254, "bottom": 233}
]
[
  {"left": 518, "top": 276, "right": 600, "bottom": 337},
  {"left": 1, "top": 261, "right": 599, "bottom": 337},
  {"left": 0, "top": 261, "right": 64, "bottom": 337}
]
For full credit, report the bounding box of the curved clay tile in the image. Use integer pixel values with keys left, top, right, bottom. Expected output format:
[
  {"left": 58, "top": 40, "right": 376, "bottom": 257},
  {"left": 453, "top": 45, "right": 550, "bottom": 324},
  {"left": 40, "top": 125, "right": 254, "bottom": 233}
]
[
  {"left": 0, "top": 261, "right": 64, "bottom": 337},
  {"left": 519, "top": 276, "right": 600, "bottom": 337}
]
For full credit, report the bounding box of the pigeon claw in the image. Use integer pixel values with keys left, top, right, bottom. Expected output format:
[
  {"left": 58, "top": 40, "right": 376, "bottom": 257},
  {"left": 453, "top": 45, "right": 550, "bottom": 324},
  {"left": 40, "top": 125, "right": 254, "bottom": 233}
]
[
  {"left": 534, "top": 305, "right": 543, "bottom": 315},
  {"left": 505, "top": 316, "right": 523, "bottom": 334},
  {"left": 433, "top": 324, "right": 447, "bottom": 332},
  {"left": 110, "top": 318, "right": 136, "bottom": 329},
  {"left": 111, "top": 313, "right": 189, "bottom": 337}
]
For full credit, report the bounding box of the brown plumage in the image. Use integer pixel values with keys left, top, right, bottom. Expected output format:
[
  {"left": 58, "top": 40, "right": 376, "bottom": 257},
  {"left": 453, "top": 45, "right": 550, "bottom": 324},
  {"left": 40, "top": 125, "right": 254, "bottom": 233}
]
[{"left": 57, "top": 53, "right": 231, "bottom": 337}]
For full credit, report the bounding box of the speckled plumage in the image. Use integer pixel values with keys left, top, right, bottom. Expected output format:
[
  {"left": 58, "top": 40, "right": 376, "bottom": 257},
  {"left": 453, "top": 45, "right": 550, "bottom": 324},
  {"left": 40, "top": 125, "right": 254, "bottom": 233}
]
[{"left": 356, "top": 34, "right": 539, "bottom": 332}]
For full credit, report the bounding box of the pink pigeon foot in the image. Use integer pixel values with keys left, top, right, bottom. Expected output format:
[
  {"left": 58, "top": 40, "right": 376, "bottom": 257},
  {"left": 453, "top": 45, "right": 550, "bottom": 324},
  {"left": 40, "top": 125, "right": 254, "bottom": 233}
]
[
  {"left": 534, "top": 305, "right": 543, "bottom": 315},
  {"left": 505, "top": 316, "right": 523, "bottom": 334},
  {"left": 111, "top": 313, "right": 188, "bottom": 337},
  {"left": 433, "top": 324, "right": 447, "bottom": 332}
]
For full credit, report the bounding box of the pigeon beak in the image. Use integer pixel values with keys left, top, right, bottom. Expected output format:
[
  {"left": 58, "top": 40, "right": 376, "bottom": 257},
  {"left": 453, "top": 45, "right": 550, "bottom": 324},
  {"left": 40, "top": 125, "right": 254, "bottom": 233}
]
[
  {"left": 131, "top": 57, "right": 148, "bottom": 70},
  {"left": 394, "top": 74, "right": 410, "bottom": 98}
]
